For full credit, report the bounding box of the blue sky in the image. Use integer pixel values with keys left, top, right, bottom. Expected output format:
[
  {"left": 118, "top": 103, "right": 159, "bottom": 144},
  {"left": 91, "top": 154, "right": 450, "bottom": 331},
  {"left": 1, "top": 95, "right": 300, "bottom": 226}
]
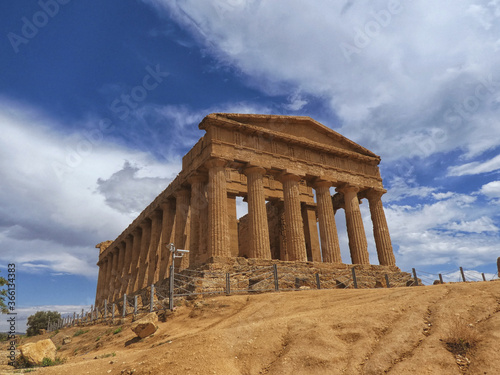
[{"left": 2, "top": 0, "right": 500, "bottom": 331}]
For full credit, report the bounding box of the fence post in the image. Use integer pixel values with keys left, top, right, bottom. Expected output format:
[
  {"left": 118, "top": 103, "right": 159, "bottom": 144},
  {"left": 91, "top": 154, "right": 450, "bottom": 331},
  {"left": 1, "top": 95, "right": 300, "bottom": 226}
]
[
  {"left": 150, "top": 285, "right": 155, "bottom": 312},
  {"left": 482, "top": 272, "right": 486, "bottom": 282},
  {"left": 438, "top": 274, "right": 444, "bottom": 284},
  {"left": 273, "top": 264, "right": 279, "bottom": 291},
  {"left": 412, "top": 268, "right": 419, "bottom": 286},
  {"left": 225, "top": 273, "right": 231, "bottom": 295},
  {"left": 315, "top": 273, "right": 321, "bottom": 289},
  {"left": 123, "top": 294, "right": 127, "bottom": 318},
  {"left": 81, "top": 309, "right": 84, "bottom": 324},
  {"left": 133, "top": 295, "right": 138, "bottom": 315},
  {"left": 460, "top": 267, "right": 466, "bottom": 282},
  {"left": 351, "top": 267, "right": 358, "bottom": 289},
  {"left": 104, "top": 300, "right": 108, "bottom": 320},
  {"left": 384, "top": 274, "right": 390, "bottom": 288},
  {"left": 112, "top": 303, "right": 115, "bottom": 320},
  {"left": 169, "top": 264, "right": 175, "bottom": 310}
]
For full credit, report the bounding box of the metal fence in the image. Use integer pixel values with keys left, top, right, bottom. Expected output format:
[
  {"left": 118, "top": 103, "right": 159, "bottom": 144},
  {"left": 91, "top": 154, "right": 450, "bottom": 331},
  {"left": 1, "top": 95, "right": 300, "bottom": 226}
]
[{"left": 47, "top": 264, "right": 498, "bottom": 331}]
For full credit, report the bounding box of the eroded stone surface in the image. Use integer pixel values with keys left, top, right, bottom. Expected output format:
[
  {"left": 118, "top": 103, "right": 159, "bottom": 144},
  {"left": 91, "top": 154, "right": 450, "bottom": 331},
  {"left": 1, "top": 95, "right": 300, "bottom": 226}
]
[{"left": 131, "top": 312, "right": 158, "bottom": 338}]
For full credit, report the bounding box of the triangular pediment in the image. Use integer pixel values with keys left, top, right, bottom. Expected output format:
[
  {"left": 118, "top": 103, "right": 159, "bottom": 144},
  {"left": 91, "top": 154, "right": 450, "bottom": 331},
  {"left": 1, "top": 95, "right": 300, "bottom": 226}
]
[{"left": 203, "top": 113, "right": 378, "bottom": 159}]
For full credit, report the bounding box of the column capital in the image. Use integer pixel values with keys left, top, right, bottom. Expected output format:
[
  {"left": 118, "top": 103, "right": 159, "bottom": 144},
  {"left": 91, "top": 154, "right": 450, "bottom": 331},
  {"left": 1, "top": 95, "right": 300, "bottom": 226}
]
[
  {"left": 243, "top": 165, "right": 267, "bottom": 177},
  {"left": 278, "top": 172, "right": 301, "bottom": 183},
  {"left": 188, "top": 173, "right": 208, "bottom": 184},
  {"left": 337, "top": 184, "right": 360, "bottom": 195},
  {"left": 174, "top": 188, "right": 190, "bottom": 199},
  {"left": 132, "top": 226, "right": 142, "bottom": 236},
  {"left": 149, "top": 209, "right": 163, "bottom": 220},
  {"left": 312, "top": 179, "right": 333, "bottom": 190},
  {"left": 365, "top": 188, "right": 387, "bottom": 201},
  {"left": 205, "top": 157, "right": 228, "bottom": 169}
]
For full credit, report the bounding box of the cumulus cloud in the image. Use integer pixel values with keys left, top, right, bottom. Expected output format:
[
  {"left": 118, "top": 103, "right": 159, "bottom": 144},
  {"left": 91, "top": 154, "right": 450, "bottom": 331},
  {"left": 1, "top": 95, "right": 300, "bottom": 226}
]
[
  {"left": 0, "top": 100, "right": 180, "bottom": 277},
  {"left": 143, "top": 0, "right": 500, "bottom": 162},
  {"left": 480, "top": 180, "right": 500, "bottom": 198}
]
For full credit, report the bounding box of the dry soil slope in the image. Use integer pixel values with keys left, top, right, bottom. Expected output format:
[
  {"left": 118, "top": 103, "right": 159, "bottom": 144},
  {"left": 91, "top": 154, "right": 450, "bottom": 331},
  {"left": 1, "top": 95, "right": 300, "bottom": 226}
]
[{"left": 11, "top": 281, "right": 500, "bottom": 375}]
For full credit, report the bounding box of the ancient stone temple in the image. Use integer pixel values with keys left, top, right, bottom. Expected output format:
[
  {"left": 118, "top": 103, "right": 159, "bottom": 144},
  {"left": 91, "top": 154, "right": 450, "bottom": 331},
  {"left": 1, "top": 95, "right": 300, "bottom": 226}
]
[{"left": 95, "top": 113, "right": 397, "bottom": 305}]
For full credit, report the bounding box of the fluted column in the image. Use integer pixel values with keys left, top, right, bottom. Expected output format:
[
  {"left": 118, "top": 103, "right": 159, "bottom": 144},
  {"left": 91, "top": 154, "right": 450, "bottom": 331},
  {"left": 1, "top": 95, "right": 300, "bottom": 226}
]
[
  {"left": 127, "top": 227, "right": 142, "bottom": 294},
  {"left": 110, "top": 249, "right": 121, "bottom": 301},
  {"left": 279, "top": 173, "right": 307, "bottom": 262},
  {"left": 104, "top": 252, "right": 114, "bottom": 302},
  {"left": 159, "top": 200, "right": 175, "bottom": 280},
  {"left": 366, "top": 189, "right": 395, "bottom": 266},
  {"left": 207, "top": 158, "right": 230, "bottom": 257},
  {"left": 113, "top": 242, "right": 125, "bottom": 301},
  {"left": 314, "top": 181, "right": 342, "bottom": 263},
  {"left": 147, "top": 210, "right": 163, "bottom": 285},
  {"left": 119, "top": 235, "right": 133, "bottom": 297},
  {"left": 244, "top": 166, "right": 272, "bottom": 259},
  {"left": 174, "top": 189, "right": 191, "bottom": 269},
  {"left": 95, "top": 259, "right": 106, "bottom": 305},
  {"left": 136, "top": 219, "right": 152, "bottom": 290},
  {"left": 189, "top": 175, "right": 207, "bottom": 266},
  {"left": 340, "top": 185, "right": 369, "bottom": 264}
]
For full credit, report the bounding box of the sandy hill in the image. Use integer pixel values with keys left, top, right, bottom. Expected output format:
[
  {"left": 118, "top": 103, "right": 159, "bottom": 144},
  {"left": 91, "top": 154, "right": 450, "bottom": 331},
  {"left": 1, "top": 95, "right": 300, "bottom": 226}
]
[{"left": 3, "top": 281, "right": 500, "bottom": 375}]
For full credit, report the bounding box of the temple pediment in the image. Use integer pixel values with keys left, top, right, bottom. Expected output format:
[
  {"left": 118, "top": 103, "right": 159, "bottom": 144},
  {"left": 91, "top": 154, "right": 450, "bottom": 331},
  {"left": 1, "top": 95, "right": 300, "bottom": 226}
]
[{"left": 201, "top": 113, "right": 378, "bottom": 159}]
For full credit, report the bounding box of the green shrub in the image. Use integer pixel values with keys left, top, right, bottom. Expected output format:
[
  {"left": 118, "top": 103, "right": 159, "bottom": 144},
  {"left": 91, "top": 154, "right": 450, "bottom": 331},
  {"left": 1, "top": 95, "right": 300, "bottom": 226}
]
[{"left": 113, "top": 327, "right": 122, "bottom": 335}]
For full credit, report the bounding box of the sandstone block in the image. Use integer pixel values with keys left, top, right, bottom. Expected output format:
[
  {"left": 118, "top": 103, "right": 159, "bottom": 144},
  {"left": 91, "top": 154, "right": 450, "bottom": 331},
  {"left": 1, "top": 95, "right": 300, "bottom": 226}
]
[
  {"left": 62, "top": 336, "right": 72, "bottom": 345},
  {"left": 131, "top": 312, "right": 158, "bottom": 338},
  {"left": 18, "top": 338, "right": 56, "bottom": 366}
]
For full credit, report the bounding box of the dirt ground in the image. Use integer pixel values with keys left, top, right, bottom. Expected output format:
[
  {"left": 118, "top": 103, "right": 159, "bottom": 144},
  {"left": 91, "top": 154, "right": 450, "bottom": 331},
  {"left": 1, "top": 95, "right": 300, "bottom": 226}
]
[{"left": 2, "top": 280, "right": 499, "bottom": 375}]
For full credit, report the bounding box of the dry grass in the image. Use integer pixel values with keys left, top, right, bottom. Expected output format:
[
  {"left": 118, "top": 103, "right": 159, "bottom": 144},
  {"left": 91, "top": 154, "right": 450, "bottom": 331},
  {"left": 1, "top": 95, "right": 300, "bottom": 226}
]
[{"left": 444, "top": 316, "right": 482, "bottom": 356}]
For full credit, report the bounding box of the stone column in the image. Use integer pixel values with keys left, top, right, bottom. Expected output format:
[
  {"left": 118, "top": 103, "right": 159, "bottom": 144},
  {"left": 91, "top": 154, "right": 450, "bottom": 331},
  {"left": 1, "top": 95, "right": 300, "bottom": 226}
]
[
  {"left": 159, "top": 200, "right": 175, "bottom": 280},
  {"left": 127, "top": 227, "right": 142, "bottom": 294},
  {"left": 227, "top": 194, "right": 239, "bottom": 257},
  {"left": 147, "top": 210, "right": 163, "bottom": 285},
  {"left": 189, "top": 175, "right": 207, "bottom": 267},
  {"left": 340, "top": 185, "right": 369, "bottom": 265},
  {"left": 366, "top": 189, "right": 395, "bottom": 266},
  {"left": 301, "top": 203, "right": 321, "bottom": 262},
  {"left": 113, "top": 242, "right": 125, "bottom": 301},
  {"left": 136, "top": 219, "right": 152, "bottom": 290},
  {"left": 207, "top": 158, "right": 230, "bottom": 257},
  {"left": 244, "top": 166, "right": 272, "bottom": 259},
  {"left": 119, "top": 235, "right": 133, "bottom": 297},
  {"left": 110, "top": 248, "right": 121, "bottom": 302},
  {"left": 95, "top": 259, "right": 105, "bottom": 305},
  {"left": 174, "top": 189, "right": 191, "bottom": 268},
  {"left": 314, "top": 181, "right": 342, "bottom": 263},
  {"left": 104, "top": 252, "right": 114, "bottom": 302},
  {"left": 280, "top": 173, "right": 307, "bottom": 262}
]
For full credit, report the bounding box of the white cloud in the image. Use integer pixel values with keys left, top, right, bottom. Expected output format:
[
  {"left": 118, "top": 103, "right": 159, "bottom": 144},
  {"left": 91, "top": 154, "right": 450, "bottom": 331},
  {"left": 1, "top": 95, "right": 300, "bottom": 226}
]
[
  {"left": 144, "top": 0, "right": 500, "bottom": 162},
  {"left": 448, "top": 154, "right": 500, "bottom": 176},
  {"left": 0, "top": 100, "right": 181, "bottom": 277},
  {"left": 383, "top": 192, "right": 499, "bottom": 271},
  {"left": 480, "top": 180, "right": 500, "bottom": 198}
]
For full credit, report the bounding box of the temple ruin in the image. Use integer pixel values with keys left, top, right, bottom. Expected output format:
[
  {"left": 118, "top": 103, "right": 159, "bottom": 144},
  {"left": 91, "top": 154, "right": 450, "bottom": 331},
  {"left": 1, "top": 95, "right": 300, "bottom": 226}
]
[{"left": 95, "top": 113, "right": 399, "bottom": 306}]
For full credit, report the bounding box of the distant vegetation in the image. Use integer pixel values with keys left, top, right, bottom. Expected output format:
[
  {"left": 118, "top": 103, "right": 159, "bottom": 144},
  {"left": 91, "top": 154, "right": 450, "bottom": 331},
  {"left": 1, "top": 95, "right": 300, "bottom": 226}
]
[{"left": 26, "top": 311, "right": 61, "bottom": 336}]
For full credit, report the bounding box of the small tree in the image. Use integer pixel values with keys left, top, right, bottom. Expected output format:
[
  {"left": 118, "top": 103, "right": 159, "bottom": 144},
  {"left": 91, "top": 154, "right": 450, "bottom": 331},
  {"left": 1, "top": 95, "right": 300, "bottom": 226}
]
[
  {"left": 26, "top": 311, "right": 61, "bottom": 336},
  {"left": 0, "top": 270, "right": 8, "bottom": 314}
]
